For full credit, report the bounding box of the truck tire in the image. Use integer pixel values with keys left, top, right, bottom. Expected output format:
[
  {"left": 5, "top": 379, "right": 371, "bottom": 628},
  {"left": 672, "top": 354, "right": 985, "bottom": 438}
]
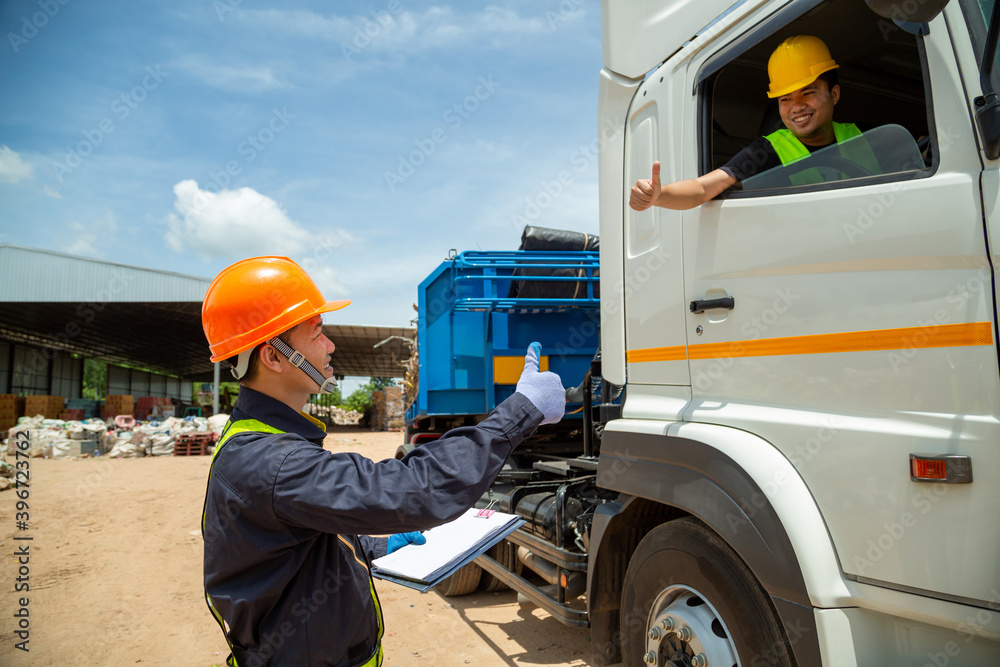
[
  {"left": 478, "top": 540, "right": 522, "bottom": 592},
  {"left": 621, "top": 517, "right": 794, "bottom": 667},
  {"left": 433, "top": 563, "right": 482, "bottom": 597}
]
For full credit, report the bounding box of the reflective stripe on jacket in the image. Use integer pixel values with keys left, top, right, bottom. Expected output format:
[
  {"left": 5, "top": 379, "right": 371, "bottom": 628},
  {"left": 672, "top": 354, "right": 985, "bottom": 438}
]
[
  {"left": 765, "top": 122, "right": 880, "bottom": 184},
  {"left": 202, "top": 385, "right": 542, "bottom": 666}
]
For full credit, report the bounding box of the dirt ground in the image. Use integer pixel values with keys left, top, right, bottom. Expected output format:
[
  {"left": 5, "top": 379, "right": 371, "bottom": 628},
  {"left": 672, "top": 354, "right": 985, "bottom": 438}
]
[{"left": 0, "top": 427, "right": 594, "bottom": 666}]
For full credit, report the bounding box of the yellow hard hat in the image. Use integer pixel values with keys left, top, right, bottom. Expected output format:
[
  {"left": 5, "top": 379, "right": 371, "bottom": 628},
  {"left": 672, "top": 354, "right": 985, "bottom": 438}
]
[{"left": 766, "top": 35, "right": 839, "bottom": 99}]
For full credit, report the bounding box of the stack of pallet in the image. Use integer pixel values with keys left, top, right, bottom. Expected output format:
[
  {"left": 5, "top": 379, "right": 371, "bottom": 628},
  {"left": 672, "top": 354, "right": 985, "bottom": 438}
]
[
  {"left": 0, "top": 395, "right": 19, "bottom": 433},
  {"left": 103, "top": 394, "right": 134, "bottom": 418},
  {"left": 370, "top": 386, "right": 405, "bottom": 431},
  {"left": 66, "top": 398, "right": 101, "bottom": 419},
  {"left": 173, "top": 432, "right": 215, "bottom": 456},
  {"left": 25, "top": 395, "right": 65, "bottom": 419},
  {"left": 135, "top": 397, "right": 174, "bottom": 420}
]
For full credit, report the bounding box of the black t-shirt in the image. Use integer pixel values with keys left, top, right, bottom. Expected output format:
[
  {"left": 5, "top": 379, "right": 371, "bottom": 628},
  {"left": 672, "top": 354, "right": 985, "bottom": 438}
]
[
  {"left": 720, "top": 137, "right": 781, "bottom": 181},
  {"left": 719, "top": 124, "right": 873, "bottom": 182}
]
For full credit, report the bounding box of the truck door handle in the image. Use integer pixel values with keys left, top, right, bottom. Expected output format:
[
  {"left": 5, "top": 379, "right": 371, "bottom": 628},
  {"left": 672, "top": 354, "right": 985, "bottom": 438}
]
[{"left": 690, "top": 297, "right": 735, "bottom": 314}]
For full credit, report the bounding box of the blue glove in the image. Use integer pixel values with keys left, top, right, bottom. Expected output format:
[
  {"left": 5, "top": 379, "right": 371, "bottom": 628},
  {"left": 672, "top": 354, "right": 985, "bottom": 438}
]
[
  {"left": 387, "top": 531, "right": 426, "bottom": 554},
  {"left": 515, "top": 342, "right": 566, "bottom": 425}
]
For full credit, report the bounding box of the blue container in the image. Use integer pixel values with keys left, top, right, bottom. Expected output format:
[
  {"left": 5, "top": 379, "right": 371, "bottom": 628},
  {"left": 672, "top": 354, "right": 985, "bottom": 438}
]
[{"left": 408, "top": 250, "right": 600, "bottom": 426}]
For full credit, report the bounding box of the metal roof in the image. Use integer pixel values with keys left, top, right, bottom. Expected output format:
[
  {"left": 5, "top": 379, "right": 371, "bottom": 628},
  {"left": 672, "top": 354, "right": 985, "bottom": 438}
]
[
  {"left": 325, "top": 324, "right": 415, "bottom": 379},
  {"left": 0, "top": 245, "right": 413, "bottom": 382},
  {"left": 0, "top": 244, "right": 210, "bottom": 302}
]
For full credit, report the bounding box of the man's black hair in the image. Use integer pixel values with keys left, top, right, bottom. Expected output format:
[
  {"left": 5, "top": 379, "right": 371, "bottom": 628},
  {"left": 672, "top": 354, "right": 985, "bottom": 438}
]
[{"left": 816, "top": 69, "right": 839, "bottom": 90}]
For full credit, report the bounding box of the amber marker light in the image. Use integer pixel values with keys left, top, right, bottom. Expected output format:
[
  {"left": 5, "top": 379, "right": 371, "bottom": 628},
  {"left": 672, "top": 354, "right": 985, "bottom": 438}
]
[
  {"left": 909, "top": 454, "right": 973, "bottom": 484},
  {"left": 910, "top": 457, "right": 947, "bottom": 480}
]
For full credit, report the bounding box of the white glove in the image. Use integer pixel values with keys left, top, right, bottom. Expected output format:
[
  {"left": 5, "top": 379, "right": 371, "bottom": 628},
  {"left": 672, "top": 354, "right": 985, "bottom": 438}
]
[{"left": 515, "top": 342, "right": 566, "bottom": 425}]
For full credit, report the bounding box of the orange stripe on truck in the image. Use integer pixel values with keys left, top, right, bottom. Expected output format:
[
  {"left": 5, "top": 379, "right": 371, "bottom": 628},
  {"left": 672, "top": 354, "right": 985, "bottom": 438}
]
[
  {"left": 626, "top": 345, "right": 688, "bottom": 363},
  {"left": 628, "top": 322, "right": 993, "bottom": 363}
]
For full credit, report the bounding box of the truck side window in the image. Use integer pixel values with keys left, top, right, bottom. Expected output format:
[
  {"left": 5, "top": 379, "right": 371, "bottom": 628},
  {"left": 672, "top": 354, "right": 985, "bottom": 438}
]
[{"left": 702, "top": 0, "right": 933, "bottom": 196}]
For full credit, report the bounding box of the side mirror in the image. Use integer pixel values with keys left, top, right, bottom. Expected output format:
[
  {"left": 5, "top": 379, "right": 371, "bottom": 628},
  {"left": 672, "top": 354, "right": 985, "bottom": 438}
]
[
  {"left": 864, "top": 0, "right": 950, "bottom": 23},
  {"left": 976, "top": 94, "right": 1000, "bottom": 160}
]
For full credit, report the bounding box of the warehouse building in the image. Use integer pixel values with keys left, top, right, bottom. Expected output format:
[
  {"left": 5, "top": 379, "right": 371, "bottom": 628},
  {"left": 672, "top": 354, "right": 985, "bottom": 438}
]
[{"left": 0, "top": 244, "right": 414, "bottom": 427}]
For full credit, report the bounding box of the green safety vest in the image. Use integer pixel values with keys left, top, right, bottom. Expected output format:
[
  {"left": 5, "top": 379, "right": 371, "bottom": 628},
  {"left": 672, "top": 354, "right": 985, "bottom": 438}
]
[
  {"left": 765, "top": 122, "right": 881, "bottom": 185},
  {"left": 202, "top": 418, "right": 385, "bottom": 667}
]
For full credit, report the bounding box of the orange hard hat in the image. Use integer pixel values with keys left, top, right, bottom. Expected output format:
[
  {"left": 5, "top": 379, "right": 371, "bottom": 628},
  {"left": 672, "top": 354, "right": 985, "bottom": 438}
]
[
  {"left": 202, "top": 256, "right": 350, "bottom": 363},
  {"left": 766, "top": 35, "right": 839, "bottom": 99}
]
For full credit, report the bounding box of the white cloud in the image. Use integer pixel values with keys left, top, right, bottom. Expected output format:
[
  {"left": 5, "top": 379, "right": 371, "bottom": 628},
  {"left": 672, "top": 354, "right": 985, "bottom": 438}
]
[
  {"left": 43, "top": 186, "right": 62, "bottom": 199},
  {"left": 0, "top": 146, "right": 33, "bottom": 184},
  {"left": 294, "top": 229, "right": 357, "bottom": 298},
  {"left": 63, "top": 210, "right": 118, "bottom": 257},
  {"left": 247, "top": 5, "right": 555, "bottom": 55},
  {"left": 307, "top": 263, "right": 350, "bottom": 302},
  {"left": 173, "top": 57, "right": 286, "bottom": 92},
  {"left": 164, "top": 180, "right": 313, "bottom": 260}
]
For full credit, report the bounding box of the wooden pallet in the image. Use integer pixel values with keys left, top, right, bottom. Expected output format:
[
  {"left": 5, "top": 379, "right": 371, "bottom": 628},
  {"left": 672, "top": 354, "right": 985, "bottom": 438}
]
[{"left": 173, "top": 433, "right": 214, "bottom": 456}]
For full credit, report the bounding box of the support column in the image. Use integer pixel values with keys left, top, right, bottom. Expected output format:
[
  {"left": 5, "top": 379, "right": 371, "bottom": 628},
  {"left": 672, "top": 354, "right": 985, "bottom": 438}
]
[{"left": 213, "top": 362, "right": 220, "bottom": 416}]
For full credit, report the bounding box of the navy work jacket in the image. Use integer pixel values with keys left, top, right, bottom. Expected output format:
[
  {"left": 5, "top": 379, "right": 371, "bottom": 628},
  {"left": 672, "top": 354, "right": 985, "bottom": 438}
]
[{"left": 203, "top": 386, "right": 542, "bottom": 666}]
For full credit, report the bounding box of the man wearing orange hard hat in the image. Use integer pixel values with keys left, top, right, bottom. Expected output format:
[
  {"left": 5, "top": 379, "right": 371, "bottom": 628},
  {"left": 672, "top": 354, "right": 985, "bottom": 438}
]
[
  {"left": 630, "top": 35, "right": 877, "bottom": 210},
  {"left": 200, "top": 256, "right": 566, "bottom": 667}
]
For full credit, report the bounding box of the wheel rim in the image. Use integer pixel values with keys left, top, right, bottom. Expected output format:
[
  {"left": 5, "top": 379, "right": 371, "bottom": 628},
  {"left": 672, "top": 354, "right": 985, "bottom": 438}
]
[{"left": 643, "top": 584, "right": 740, "bottom": 667}]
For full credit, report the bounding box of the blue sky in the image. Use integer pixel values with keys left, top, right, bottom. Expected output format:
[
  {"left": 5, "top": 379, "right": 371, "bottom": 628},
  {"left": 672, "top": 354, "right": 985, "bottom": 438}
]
[{"left": 0, "top": 0, "right": 603, "bottom": 338}]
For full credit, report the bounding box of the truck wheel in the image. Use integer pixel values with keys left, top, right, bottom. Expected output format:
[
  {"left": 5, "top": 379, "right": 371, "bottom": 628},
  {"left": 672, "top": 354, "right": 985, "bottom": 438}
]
[
  {"left": 433, "top": 563, "right": 482, "bottom": 597},
  {"left": 621, "top": 517, "right": 793, "bottom": 667},
  {"left": 478, "top": 540, "right": 522, "bottom": 592}
]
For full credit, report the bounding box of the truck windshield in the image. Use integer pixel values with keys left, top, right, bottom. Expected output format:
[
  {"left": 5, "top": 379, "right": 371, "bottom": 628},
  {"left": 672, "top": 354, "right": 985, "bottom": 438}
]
[{"left": 741, "top": 124, "right": 924, "bottom": 191}]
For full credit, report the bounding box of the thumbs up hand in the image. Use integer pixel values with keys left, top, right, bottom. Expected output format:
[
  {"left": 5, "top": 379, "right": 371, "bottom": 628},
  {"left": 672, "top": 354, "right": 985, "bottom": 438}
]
[
  {"left": 629, "top": 161, "right": 661, "bottom": 211},
  {"left": 515, "top": 342, "right": 566, "bottom": 425}
]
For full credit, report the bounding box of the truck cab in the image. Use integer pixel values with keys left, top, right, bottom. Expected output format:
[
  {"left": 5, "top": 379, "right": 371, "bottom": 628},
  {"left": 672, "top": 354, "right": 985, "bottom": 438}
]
[{"left": 592, "top": 0, "right": 1000, "bottom": 664}]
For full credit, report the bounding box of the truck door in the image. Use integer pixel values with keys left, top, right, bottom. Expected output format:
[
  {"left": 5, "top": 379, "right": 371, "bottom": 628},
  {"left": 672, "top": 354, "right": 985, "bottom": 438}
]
[
  {"left": 958, "top": 0, "right": 1000, "bottom": 378},
  {"left": 674, "top": 0, "right": 1000, "bottom": 608},
  {"left": 622, "top": 73, "right": 691, "bottom": 412}
]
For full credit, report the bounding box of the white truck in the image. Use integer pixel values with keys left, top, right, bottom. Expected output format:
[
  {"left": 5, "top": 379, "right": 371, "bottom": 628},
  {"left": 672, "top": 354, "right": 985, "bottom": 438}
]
[
  {"left": 587, "top": 0, "right": 1000, "bottom": 663},
  {"left": 427, "top": 0, "right": 1000, "bottom": 664}
]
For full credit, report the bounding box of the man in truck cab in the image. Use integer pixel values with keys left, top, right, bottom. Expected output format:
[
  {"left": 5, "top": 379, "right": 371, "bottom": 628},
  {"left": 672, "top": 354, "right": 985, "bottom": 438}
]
[{"left": 630, "top": 35, "right": 880, "bottom": 210}]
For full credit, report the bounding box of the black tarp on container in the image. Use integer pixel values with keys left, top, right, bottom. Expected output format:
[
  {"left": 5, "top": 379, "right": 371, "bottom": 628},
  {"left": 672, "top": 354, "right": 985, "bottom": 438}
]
[{"left": 508, "top": 226, "right": 600, "bottom": 299}]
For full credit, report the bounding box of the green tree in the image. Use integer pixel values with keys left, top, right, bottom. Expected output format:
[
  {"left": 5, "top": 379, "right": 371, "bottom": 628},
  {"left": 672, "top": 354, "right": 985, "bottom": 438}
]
[
  {"left": 341, "top": 378, "right": 399, "bottom": 413},
  {"left": 369, "top": 377, "right": 396, "bottom": 390},
  {"left": 82, "top": 359, "right": 107, "bottom": 400},
  {"left": 310, "top": 387, "right": 342, "bottom": 407},
  {"left": 343, "top": 384, "right": 374, "bottom": 413}
]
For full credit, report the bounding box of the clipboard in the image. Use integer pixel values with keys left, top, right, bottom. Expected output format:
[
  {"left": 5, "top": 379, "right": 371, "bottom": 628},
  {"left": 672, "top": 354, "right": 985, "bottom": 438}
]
[{"left": 371, "top": 507, "right": 525, "bottom": 592}]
